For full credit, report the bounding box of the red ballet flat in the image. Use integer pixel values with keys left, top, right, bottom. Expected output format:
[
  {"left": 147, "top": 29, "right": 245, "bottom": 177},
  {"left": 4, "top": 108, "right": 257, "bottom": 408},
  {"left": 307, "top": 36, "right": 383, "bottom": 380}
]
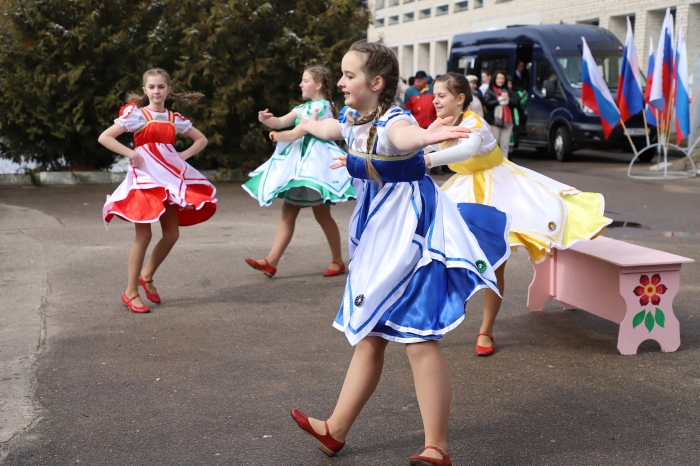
[
  {"left": 138, "top": 275, "right": 161, "bottom": 304},
  {"left": 475, "top": 332, "right": 495, "bottom": 356},
  {"left": 122, "top": 293, "right": 150, "bottom": 313},
  {"left": 410, "top": 446, "right": 452, "bottom": 466},
  {"left": 323, "top": 261, "right": 346, "bottom": 277},
  {"left": 290, "top": 409, "right": 344, "bottom": 457},
  {"left": 245, "top": 258, "right": 276, "bottom": 278}
]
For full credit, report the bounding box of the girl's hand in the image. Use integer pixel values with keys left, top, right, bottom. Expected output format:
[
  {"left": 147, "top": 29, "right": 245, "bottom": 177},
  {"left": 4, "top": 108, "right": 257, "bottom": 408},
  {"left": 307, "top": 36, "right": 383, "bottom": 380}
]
[
  {"left": 424, "top": 153, "right": 432, "bottom": 168},
  {"left": 129, "top": 151, "right": 143, "bottom": 168},
  {"left": 258, "top": 109, "right": 274, "bottom": 123},
  {"left": 299, "top": 109, "right": 319, "bottom": 133},
  {"left": 269, "top": 131, "right": 277, "bottom": 142},
  {"left": 330, "top": 154, "right": 347, "bottom": 169},
  {"left": 422, "top": 117, "right": 471, "bottom": 146}
]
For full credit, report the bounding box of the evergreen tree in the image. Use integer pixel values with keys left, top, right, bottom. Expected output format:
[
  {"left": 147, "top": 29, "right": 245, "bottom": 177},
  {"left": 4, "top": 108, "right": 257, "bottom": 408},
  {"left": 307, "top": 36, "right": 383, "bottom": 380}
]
[{"left": 0, "top": 0, "right": 368, "bottom": 171}]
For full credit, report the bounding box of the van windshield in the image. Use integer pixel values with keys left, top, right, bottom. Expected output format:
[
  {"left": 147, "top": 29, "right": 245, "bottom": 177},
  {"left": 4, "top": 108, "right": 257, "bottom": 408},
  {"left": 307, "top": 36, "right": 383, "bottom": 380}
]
[{"left": 555, "top": 51, "right": 623, "bottom": 89}]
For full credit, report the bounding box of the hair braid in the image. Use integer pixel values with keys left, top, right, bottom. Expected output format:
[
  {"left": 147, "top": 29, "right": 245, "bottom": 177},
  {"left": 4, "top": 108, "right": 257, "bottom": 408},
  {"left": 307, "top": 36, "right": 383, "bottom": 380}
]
[{"left": 347, "top": 40, "right": 401, "bottom": 184}]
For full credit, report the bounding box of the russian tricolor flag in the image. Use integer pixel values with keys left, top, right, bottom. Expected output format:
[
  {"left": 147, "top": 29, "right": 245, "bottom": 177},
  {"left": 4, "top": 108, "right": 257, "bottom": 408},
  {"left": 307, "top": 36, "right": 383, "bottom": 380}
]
[
  {"left": 674, "top": 16, "right": 690, "bottom": 144},
  {"left": 644, "top": 37, "right": 657, "bottom": 126},
  {"left": 649, "top": 8, "right": 674, "bottom": 115},
  {"left": 582, "top": 37, "right": 620, "bottom": 139},
  {"left": 616, "top": 17, "right": 644, "bottom": 123}
]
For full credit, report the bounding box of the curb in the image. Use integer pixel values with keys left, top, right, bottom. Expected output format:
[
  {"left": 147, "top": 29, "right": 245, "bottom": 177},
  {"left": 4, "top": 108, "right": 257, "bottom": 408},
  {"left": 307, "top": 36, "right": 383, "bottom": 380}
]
[{"left": 0, "top": 169, "right": 246, "bottom": 186}]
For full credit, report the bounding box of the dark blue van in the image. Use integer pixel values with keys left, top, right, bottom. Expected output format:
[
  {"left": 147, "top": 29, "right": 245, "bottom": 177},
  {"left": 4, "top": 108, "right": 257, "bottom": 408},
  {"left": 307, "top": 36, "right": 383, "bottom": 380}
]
[{"left": 449, "top": 24, "right": 648, "bottom": 161}]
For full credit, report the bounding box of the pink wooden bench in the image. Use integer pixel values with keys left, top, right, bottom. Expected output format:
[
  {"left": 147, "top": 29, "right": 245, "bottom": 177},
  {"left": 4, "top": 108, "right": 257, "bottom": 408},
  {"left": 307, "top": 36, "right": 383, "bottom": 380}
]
[{"left": 527, "top": 236, "right": 694, "bottom": 355}]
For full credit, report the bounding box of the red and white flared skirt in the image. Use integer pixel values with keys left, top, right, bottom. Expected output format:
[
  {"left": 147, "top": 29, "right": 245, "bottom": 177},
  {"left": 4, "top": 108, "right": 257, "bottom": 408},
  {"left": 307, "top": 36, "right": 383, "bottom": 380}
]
[{"left": 103, "top": 142, "right": 217, "bottom": 229}]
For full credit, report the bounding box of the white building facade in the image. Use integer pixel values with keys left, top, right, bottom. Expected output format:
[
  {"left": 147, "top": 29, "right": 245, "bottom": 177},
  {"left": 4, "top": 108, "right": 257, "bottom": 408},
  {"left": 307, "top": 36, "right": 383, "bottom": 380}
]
[{"left": 369, "top": 0, "right": 700, "bottom": 79}]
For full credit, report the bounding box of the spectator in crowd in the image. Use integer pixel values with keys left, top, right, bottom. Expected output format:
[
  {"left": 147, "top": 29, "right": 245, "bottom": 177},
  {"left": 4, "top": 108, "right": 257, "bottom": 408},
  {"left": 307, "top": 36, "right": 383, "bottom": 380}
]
[
  {"left": 479, "top": 70, "right": 491, "bottom": 94},
  {"left": 465, "top": 75, "right": 484, "bottom": 117},
  {"left": 395, "top": 77, "right": 409, "bottom": 109},
  {"left": 513, "top": 60, "right": 529, "bottom": 90},
  {"left": 404, "top": 70, "right": 437, "bottom": 129},
  {"left": 408, "top": 76, "right": 415, "bottom": 87},
  {"left": 482, "top": 70, "right": 520, "bottom": 158}
]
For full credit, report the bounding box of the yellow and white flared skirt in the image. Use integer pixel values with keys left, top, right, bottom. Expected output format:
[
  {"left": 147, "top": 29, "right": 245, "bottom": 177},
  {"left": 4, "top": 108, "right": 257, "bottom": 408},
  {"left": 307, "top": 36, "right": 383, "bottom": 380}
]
[{"left": 441, "top": 147, "right": 611, "bottom": 263}]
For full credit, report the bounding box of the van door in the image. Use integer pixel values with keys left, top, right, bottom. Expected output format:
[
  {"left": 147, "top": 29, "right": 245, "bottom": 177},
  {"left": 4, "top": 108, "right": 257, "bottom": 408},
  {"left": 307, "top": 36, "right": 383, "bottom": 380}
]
[{"left": 526, "top": 55, "right": 567, "bottom": 144}]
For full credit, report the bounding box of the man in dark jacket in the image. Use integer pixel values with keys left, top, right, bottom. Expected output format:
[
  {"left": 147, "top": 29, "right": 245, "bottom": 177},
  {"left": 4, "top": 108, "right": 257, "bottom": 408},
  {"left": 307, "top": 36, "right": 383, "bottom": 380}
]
[{"left": 404, "top": 71, "right": 437, "bottom": 129}]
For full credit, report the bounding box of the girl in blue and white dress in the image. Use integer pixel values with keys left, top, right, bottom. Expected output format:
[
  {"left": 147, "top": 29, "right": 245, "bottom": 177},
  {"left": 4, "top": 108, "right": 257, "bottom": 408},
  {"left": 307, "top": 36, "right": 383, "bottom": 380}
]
[
  {"left": 289, "top": 42, "right": 511, "bottom": 466},
  {"left": 243, "top": 66, "right": 355, "bottom": 278}
]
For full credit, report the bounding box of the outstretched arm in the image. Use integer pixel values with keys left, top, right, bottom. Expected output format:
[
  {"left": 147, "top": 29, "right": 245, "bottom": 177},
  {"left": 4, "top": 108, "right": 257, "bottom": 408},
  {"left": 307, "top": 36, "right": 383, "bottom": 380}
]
[
  {"left": 424, "top": 134, "right": 483, "bottom": 167},
  {"left": 300, "top": 115, "right": 343, "bottom": 141},
  {"left": 270, "top": 124, "right": 307, "bottom": 143},
  {"left": 178, "top": 127, "right": 208, "bottom": 160},
  {"left": 387, "top": 117, "right": 471, "bottom": 152},
  {"left": 258, "top": 109, "right": 297, "bottom": 129}
]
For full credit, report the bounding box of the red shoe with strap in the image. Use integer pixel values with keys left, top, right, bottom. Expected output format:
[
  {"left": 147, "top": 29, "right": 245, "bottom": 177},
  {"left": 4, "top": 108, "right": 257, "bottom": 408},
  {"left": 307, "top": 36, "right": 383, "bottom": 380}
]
[
  {"left": 290, "top": 409, "right": 344, "bottom": 457},
  {"left": 323, "top": 262, "right": 346, "bottom": 277},
  {"left": 122, "top": 293, "right": 150, "bottom": 313},
  {"left": 138, "top": 275, "right": 161, "bottom": 304},
  {"left": 245, "top": 258, "right": 276, "bottom": 278},
  {"left": 410, "top": 446, "right": 452, "bottom": 466},
  {"left": 475, "top": 332, "right": 495, "bottom": 356}
]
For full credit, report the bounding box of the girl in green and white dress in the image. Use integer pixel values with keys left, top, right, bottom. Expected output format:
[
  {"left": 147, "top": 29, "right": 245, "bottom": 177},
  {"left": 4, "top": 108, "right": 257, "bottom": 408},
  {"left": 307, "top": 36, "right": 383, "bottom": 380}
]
[{"left": 244, "top": 66, "right": 355, "bottom": 278}]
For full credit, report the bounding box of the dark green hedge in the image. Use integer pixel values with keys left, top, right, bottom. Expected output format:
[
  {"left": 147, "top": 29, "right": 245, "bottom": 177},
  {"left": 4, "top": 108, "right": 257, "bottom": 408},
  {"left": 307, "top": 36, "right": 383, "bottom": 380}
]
[{"left": 0, "top": 0, "right": 369, "bottom": 171}]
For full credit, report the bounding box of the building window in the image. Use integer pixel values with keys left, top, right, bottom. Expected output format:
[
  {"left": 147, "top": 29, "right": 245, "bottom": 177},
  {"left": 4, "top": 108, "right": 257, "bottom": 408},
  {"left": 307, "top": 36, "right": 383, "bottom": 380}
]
[
  {"left": 495, "top": 0, "right": 512, "bottom": 3},
  {"left": 389, "top": 0, "right": 400, "bottom": 6},
  {"left": 419, "top": 8, "right": 431, "bottom": 19},
  {"left": 404, "top": 0, "right": 415, "bottom": 3},
  {"left": 388, "top": 15, "right": 399, "bottom": 25},
  {"left": 474, "top": 0, "right": 483, "bottom": 8},
  {"left": 404, "top": 12, "right": 414, "bottom": 22},
  {"left": 375, "top": 18, "right": 385, "bottom": 27},
  {"left": 376, "top": 0, "right": 385, "bottom": 9},
  {"left": 455, "top": 1, "right": 469, "bottom": 12},
  {"left": 436, "top": 5, "right": 449, "bottom": 15}
]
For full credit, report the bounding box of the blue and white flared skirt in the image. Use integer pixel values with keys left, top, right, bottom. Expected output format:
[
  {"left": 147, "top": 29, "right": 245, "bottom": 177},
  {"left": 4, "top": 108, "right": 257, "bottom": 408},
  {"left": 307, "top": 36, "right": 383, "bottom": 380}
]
[{"left": 333, "top": 175, "right": 511, "bottom": 345}]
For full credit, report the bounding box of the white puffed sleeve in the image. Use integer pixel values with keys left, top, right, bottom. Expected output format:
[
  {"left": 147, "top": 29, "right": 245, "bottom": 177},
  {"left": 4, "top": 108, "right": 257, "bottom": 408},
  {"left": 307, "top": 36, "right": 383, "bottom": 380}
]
[
  {"left": 114, "top": 103, "right": 146, "bottom": 132},
  {"left": 173, "top": 112, "right": 193, "bottom": 134},
  {"left": 309, "top": 100, "right": 333, "bottom": 121},
  {"left": 338, "top": 106, "right": 358, "bottom": 142}
]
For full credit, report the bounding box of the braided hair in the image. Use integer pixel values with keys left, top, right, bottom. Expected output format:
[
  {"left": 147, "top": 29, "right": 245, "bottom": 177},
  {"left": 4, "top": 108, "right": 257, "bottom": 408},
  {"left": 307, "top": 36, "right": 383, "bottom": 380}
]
[
  {"left": 126, "top": 68, "right": 204, "bottom": 107},
  {"left": 347, "top": 40, "right": 400, "bottom": 184},
  {"left": 304, "top": 66, "right": 339, "bottom": 118},
  {"left": 435, "top": 72, "right": 473, "bottom": 148}
]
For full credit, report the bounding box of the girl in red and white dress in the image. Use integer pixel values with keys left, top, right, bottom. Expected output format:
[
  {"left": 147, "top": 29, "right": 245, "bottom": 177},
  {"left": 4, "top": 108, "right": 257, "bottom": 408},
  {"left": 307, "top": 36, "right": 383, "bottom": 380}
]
[{"left": 99, "top": 68, "right": 217, "bottom": 313}]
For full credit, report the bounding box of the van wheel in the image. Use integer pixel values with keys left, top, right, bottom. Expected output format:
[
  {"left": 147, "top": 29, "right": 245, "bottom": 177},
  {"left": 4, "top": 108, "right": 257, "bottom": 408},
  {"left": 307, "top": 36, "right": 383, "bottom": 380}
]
[{"left": 551, "top": 126, "right": 573, "bottom": 162}]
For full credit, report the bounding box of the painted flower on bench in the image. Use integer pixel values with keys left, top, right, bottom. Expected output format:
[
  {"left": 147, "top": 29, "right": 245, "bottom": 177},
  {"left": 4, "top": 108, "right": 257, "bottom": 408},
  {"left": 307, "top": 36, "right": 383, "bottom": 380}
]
[
  {"left": 632, "top": 274, "right": 667, "bottom": 306},
  {"left": 632, "top": 274, "right": 667, "bottom": 332}
]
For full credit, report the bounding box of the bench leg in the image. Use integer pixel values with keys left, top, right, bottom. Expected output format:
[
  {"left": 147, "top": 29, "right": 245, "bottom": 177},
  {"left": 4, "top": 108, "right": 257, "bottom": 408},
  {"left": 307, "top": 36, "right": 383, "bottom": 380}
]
[
  {"left": 617, "top": 271, "right": 681, "bottom": 355},
  {"left": 527, "top": 255, "right": 555, "bottom": 312}
]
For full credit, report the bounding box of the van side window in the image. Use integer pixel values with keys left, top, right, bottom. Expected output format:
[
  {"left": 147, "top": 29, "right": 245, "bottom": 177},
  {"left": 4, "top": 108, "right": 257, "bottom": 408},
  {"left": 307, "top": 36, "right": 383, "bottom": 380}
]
[{"left": 533, "top": 59, "right": 558, "bottom": 97}]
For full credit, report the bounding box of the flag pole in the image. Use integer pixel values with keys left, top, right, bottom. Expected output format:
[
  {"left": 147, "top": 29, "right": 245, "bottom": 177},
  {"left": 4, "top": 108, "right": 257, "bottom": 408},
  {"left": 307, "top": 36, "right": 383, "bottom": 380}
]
[
  {"left": 641, "top": 107, "right": 651, "bottom": 146},
  {"left": 666, "top": 80, "right": 676, "bottom": 149},
  {"left": 688, "top": 86, "right": 700, "bottom": 115},
  {"left": 619, "top": 119, "right": 638, "bottom": 156}
]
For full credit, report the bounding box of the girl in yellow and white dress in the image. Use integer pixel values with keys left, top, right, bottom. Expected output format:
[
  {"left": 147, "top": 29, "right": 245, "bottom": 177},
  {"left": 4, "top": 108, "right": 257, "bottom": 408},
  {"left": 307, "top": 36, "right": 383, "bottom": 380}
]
[{"left": 425, "top": 72, "right": 611, "bottom": 356}]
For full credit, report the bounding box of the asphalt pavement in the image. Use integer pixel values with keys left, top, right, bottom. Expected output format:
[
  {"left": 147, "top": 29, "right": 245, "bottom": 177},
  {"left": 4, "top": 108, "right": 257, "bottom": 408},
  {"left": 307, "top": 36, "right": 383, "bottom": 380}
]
[{"left": 1, "top": 149, "right": 699, "bottom": 465}]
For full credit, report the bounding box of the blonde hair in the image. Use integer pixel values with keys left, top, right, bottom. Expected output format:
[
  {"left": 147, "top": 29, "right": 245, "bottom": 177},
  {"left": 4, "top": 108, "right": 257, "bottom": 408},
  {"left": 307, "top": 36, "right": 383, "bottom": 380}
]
[
  {"left": 346, "top": 40, "right": 400, "bottom": 184},
  {"left": 126, "top": 68, "right": 204, "bottom": 107},
  {"left": 304, "top": 66, "right": 339, "bottom": 118}
]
